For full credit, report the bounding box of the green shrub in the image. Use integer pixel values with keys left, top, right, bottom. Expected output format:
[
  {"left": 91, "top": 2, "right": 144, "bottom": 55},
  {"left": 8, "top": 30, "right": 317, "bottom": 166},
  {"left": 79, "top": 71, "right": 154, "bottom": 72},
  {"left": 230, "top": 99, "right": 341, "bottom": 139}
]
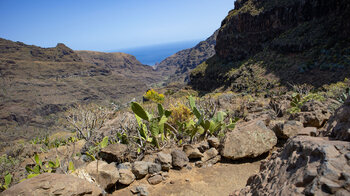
[{"left": 131, "top": 102, "right": 172, "bottom": 148}]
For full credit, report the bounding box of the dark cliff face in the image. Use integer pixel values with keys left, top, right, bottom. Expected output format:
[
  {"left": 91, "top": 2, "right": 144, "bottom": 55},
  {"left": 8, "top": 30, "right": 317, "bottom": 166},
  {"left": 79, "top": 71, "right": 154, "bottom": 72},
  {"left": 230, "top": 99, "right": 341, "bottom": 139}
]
[
  {"left": 190, "top": 0, "right": 350, "bottom": 92},
  {"left": 156, "top": 30, "right": 218, "bottom": 84},
  {"left": 216, "top": 0, "right": 350, "bottom": 61}
]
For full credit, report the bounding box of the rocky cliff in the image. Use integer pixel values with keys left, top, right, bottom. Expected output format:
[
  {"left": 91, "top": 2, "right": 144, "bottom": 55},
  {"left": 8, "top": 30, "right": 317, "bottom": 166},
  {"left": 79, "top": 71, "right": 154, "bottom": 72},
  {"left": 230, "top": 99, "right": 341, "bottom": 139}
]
[
  {"left": 156, "top": 30, "right": 218, "bottom": 84},
  {"left": 190, "top": 0, "right": 350, "bottom": 92}
]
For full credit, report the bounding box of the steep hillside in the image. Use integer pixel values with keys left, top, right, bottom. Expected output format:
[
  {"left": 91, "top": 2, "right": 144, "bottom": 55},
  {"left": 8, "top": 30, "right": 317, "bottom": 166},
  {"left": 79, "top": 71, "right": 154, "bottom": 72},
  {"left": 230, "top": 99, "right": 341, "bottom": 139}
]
[
  {"left": 0, "top": 39, "right": 162, "bottom": 145},
  {"left": 190, "top": 0, "right": 350, "bottom": 93},
  {"left": 156, "top": 30, "right": 218, "bottom": 84}
]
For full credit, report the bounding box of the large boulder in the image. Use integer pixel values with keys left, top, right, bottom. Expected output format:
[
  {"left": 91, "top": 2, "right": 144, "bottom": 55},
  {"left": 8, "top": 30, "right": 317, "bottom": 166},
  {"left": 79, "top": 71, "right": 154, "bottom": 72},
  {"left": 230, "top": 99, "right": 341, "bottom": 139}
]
[
  {"left": 98, "top": 143, "right": 128, "bottom": 163},
  {"left": 2, "top": 173, "right": 103, "bottom": 196},
  {"left": 85, "top": 160, "right": 120, "bottom": 190},
  {"left": 221, "top": 120, "right": 277, "bottom": 160},
  {"left": 324, "top": 98, "right": 350, "bottom": 141},
  {"left": 236, "top": 136, "right": 350, "bottom": 196}
]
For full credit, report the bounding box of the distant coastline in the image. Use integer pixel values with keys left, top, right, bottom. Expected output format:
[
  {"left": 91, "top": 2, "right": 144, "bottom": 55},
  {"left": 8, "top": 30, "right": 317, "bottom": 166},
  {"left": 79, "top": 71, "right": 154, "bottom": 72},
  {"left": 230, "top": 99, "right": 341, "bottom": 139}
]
[{"left": 114, "top": 40, "right": 201, "bottom": 66}]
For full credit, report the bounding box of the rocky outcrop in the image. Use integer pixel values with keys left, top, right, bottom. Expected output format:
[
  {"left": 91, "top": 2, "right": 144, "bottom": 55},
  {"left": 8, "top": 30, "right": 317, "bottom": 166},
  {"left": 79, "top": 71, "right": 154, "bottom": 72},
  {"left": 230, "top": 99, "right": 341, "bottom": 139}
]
[
  {"left": 325, "top": 98, "right": 350, "bottom": 141},
  {"left": 2, "top": 173, "right": 103, "bottom": 196},
  {"left": 216, "top": 0, "right": 350, "bottom": 61},
  {"left": 221, "top": 120, "right": 277, "bottom": 160},
  {"left": 235, "top": 136, "right": 350, "bottom": 196}
]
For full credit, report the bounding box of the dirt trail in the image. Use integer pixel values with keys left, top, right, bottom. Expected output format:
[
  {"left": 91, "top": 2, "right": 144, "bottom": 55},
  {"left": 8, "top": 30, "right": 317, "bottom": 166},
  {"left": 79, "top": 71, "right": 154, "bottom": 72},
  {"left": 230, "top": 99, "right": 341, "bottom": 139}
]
[{"left": 112, "top": 161, "right": 261, "bottom": 196}]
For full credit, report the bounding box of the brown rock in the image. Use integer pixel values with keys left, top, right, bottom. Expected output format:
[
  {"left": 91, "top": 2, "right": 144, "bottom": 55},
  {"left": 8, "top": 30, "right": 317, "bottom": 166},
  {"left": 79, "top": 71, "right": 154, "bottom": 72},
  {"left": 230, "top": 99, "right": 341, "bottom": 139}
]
[
  {"left": 85, "top": 160, "right": 120, "bottom": 190},
  {"left": 171, "top": 150, "right": 189, "bottom": 169},
  {"left": 221, "top": 120, "right": 277, "bottom": 160},
  {"left": 2, "top": 173, "right": 102, "bottom": 196},
  {"left": 119, "top": 168, "right": 135, "bottom": 185},
  {"left": 147, "top": 174, "right": 163, "bottom": 185},
  {"left": 155, "top": 152, "right": 172, "bottom": 171},
  {"left": 298, "top": 127, "right": 317, "bottom": 136},
  {"left": 201, "top": 148, "right": 219, "bottom": 162},
  {"left": 183, "top": 144, "right": 203, "bottom": 159},
  {"left": 273, "top": 121, "right": 303, "bottom": 139},
  {"left": 98, "top": 143, "right": 128, "bottom": 163},
  {"left": 207, "top": 137, "right": 220, "bottom": 148}
]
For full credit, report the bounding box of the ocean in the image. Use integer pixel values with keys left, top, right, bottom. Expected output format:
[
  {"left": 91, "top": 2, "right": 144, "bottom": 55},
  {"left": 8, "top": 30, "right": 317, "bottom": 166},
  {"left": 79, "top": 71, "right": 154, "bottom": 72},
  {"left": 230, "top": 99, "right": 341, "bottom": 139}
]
[{"left": 117, "top": 40, "right": 200, "bottom": 66}]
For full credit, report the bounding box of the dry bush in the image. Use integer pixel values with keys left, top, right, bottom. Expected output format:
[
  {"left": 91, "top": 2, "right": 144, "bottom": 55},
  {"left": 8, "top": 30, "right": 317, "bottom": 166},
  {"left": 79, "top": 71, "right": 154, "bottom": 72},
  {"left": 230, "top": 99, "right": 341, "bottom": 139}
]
[{"left": 65, "top": 103, "right": 113, "bottom": 140}]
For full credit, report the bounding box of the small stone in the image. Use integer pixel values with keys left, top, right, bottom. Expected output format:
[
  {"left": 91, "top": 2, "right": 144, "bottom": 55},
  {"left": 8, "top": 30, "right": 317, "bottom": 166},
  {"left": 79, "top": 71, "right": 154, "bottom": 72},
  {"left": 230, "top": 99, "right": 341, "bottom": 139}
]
[
  {"left": 208, "top": 137, "right": 220, "bottom": 148},
  {"left": 171, "top": 150, "right": 189, "bottom": 169},
  {"left": 202, "top": 148, "right": 218, "bottom": 162},
  {"left": 155, "top": 152, "right": 172, "bottom": 171},
  {"left": 132, "top": 161, "right": 149, "bottom": 179},
  {"left": 170, "top": 180, "right": 175, "bottom": 184},
  {"left": 195, "top": 141, "right": 210, "bottom": 153},
  {"left": 185, "top": 179, "right": 190, "bottom": 182},
  {"left": 117, "top": 162, "right": 132, "bottom": 170},
  {"left": 119, "top": 168, "right": 135, "bottom": 185},
  {"left": 183, "top": 145, "right": 203, "bottom": 159},
  {"left": 137, "top": 185, "right": 149, "bottom": 196},
  {"left": 195, "top": 161, "right": 204, "bottom": 168},
  {"left": 161, "top": 172, "right": 169, "bottom": 178},
  {"left": 147, "top": 174, "right": 163, "bottom": 185}
]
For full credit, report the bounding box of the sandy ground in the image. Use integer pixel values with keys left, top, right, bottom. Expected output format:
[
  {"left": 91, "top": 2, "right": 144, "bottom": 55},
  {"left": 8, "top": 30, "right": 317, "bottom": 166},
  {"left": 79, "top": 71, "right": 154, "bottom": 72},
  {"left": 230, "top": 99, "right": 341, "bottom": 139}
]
[{"left": 112, "top": 161, "right": 261, "bottom": 196}]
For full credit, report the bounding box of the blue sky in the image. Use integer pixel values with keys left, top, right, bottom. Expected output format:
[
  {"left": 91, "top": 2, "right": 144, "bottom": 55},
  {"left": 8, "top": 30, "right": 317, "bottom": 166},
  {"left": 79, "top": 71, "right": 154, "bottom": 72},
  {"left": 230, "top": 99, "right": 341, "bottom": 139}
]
[{"left": 0, "top": 0, "right": 234, "bottom": 51}]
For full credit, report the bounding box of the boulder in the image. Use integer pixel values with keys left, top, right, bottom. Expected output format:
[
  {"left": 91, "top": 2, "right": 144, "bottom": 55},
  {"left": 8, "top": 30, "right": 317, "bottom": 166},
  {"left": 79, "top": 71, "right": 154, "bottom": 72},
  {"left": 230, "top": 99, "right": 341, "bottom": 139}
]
[
  {"left": 147, "top": 174, "right": 163, "bottom": 185},
  {"left": 132, "top": 161, "right": 149, "bottom": 179},
  {"left": 272, "top": 120, "right": 303, "bottom": 139},
  {"left": 148, "top": 162, "right": 162, "bottom": 174},
  {"left": 324, "top": 98, "right": 350, "bottom": 141},
  {"left": 85, "top": 160, "right": 120, "bottom": 190},
  {"left": 98, "top": 143, "right": 128, "bottom": 163},
  {"left": 155, "top": 152, "right": 172, "bottom": 171},
  {"left": 201, "top": 148, "right": 219, "bottom": 162},
  {"left": 290, "top": 100, "right": 331, "bottom": 128},
  {"left": 183, "top": 144, "right": 203, "bottom": 159},
  {"left": 298, "top": 127, "right": 317, "bottom": 136},
  {"left": 171, "top": 150, "right": 189, "bottom": 169},
  {"left": 2, "top": 173, "right": 102, "bottom": 196},
  {"left": 221, "top": 120, "right": 277, "bottom": 160},
  {"left": 118, "top": 168, "right": 135, "bottom": 185},
  {"left": 235, "top": 136, "right": 350, "bottom": 196},
  {"left": 207, "top": 137, "right": 220, "bottom": 148}
]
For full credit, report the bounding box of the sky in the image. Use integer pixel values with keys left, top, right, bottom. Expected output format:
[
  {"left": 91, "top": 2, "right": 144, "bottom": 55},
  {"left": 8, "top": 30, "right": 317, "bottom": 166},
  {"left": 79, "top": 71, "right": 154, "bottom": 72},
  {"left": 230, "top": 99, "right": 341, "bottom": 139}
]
[{"left": 0, "top": 0, "right": 234, "bottom": 51}]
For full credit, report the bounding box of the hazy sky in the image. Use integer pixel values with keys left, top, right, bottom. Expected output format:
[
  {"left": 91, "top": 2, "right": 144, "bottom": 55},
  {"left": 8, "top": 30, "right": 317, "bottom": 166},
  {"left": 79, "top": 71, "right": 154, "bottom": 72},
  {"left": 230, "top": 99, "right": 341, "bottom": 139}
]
[{"left": 0, "top": 0, "right": 234, "bottom": 51}]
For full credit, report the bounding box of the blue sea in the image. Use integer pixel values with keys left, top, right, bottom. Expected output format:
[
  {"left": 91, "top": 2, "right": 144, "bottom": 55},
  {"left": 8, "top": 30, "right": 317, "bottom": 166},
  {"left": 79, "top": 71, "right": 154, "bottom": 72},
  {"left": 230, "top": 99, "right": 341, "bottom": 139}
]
[{"left": 117, "top": 40, "right": 200, "bottom": 66}]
